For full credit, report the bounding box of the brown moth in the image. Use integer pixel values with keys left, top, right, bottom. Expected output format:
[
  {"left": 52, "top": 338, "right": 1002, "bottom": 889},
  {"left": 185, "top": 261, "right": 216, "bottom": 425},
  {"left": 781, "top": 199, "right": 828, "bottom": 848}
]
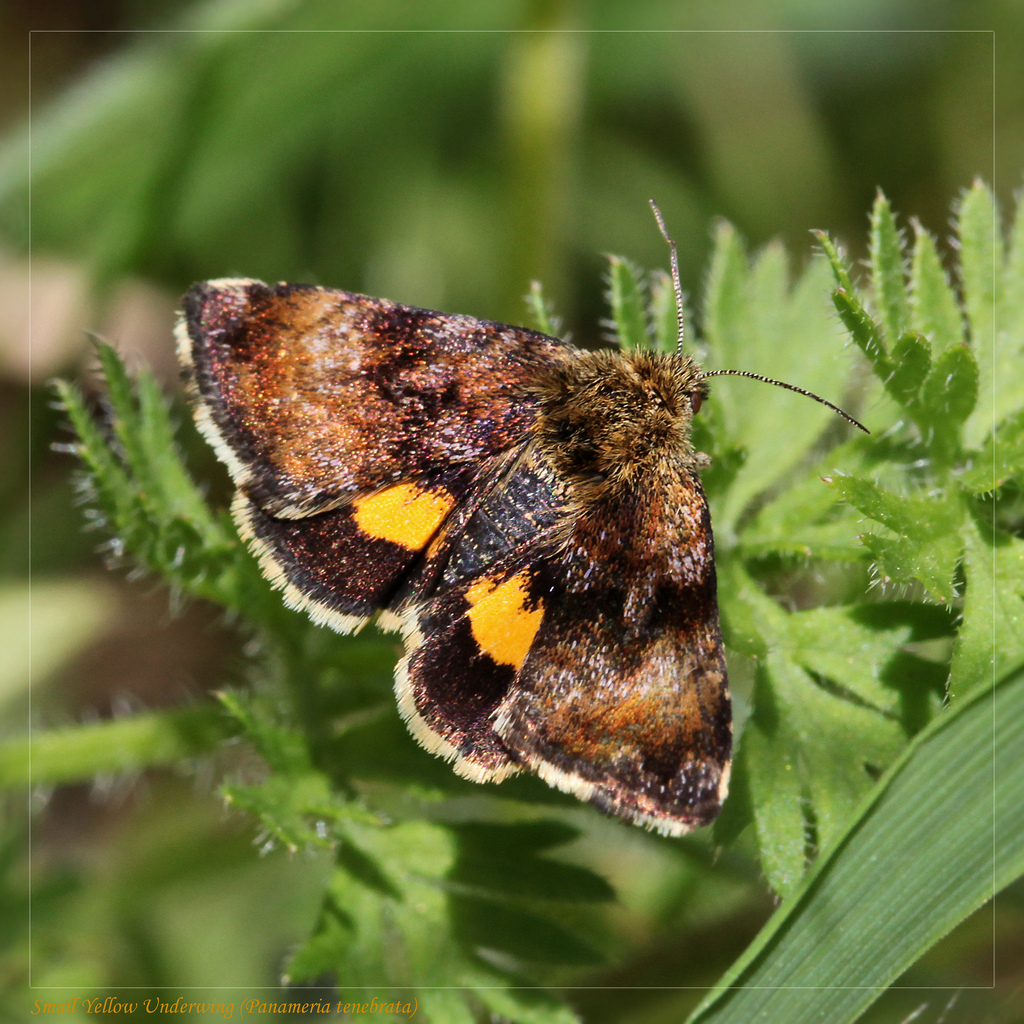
[{"left": 176, "top": 203, "right": 864, "bottom": 835}]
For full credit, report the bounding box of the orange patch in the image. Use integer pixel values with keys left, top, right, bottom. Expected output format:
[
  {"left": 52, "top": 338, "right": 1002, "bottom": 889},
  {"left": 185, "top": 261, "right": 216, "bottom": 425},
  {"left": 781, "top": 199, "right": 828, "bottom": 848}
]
[
  {"left": 465, "top": 572, "right": 544, "bottom": 670},
  {"left": 425, "top": 528, "right": 447, "bottom": 561},
  {"left": 352, "top": 483, "right": 454, "bottom": 550}
]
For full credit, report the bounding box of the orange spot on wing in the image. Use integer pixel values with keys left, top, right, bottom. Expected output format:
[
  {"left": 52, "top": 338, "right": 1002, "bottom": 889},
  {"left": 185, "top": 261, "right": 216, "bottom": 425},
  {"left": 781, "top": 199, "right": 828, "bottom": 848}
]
[
  {"left": 352, "top": 483, "right": 454, "bottom": 550},
  {"left": 425, "top": 528, "right": 447, "bottom": 561},
  {"left": 465, "top": 571, "right": 544, "bottom": 670}
]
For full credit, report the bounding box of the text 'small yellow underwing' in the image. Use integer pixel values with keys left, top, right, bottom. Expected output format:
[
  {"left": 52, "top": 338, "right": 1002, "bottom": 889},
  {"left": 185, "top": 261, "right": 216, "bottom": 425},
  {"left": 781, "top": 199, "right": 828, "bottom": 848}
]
[{"left": 176, "top": 207, "right": 864, "bottom": 836}]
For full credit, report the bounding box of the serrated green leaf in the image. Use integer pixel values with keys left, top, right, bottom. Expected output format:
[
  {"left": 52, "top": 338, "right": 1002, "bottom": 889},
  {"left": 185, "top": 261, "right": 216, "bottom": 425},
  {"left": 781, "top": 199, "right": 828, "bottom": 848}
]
[
  {"left": 919, "top": 343, "right": 979, "bottom": 425},
  {"left": 705, "top": 243, "right": 853, "bottom": 533},
  {"left": 738, "top": 455, "right": 866, "bottom": 563},
  {"left": 749, "top": 239, "right": 788, "bottom": 325},
  {"left": 688, "top": 665, "right": 1022, "bottom": 1024},
  {"left": 958, "top": 179, "right": 998, "bottom": 351},
  {"left": 910, "top": 220, "right": 963, "bottom": 351},
  {"left": 957, "top": 181, "right": 1000, "bottom": 447},
  {"left": 740, "top": 526, "right": 865, "bottom": 564},
  {"left": 786, "top": 606, "right": 911, "bottom": 715},
  {"left": 789, "top": 680, "right": 905, "bottom": 856},
  {"left": 135, "top": 370, "right": 222, "bottom": 532},
  {"left": 55, "top": 349, "right": 241, "bottom": 612},
  {"left": 217, "top": 689, "right": 313, "bottom": 775},
  {"left": 813, "top": 230, "right": 854, "bottom": 294},
  {"left": 767, "top": 624, "right": 905, "bottom": 850},
  {"left": 287, "top": 820, "right": 458, "bottom": 988},
  {"left": 990, "top": 530, "right": 1024, "bottom": 681},
  {"left": 950, "top": 520, "right": 1024, "bottom": 696},
  {"left": 870, "top": 191, "right": 910, "bottom": 342},
  {"left": 826, "top": 474, "right": 959, "bottom": 541},
  {"left": 95, "top": 342, "right": 148, "bottom": 473},
  {"left": 702, "top": 220, "right": 749, "bottom": 370},
  {"left": 92, "top": 343, "right": 222, "bottom": 540},
  {"left": 54, "top": 375, "right": 141, "bottom": 530},
  {"left": 525, "top": 280, "right": 561, "bottom": 338},
  {"left": 223, "top": 773, "right": 360, "bottom": 851},
  {"left": 961, "top": 408, "right": 1024, "bottom": 493},
  {"left": 886, "top": 331, "right": 931, "bottom": 407},
  {"left": 716, "top": 555, "right": 768, "bottom": 659},
  {"left": 740, "top": 696, "right": 807, "bottom": 898},
  {"left": 831, "top": 288, "right": 894, "bottom": 381},
  {"left": 219, "top": 686, "right": 382, "bottom": 849},
  {"left": 649, "top": 267, "right": 681, "bottom": 353},
  {"left": 286, "top": 818, "right": 585, "bottom": 1020},
  {"left": 606, "top": 254, "right": 648, "bottom": 351},
  {"left": 736, "top": 581, "right": 907, "bottom": 893},
  {"left": 860, "top": 530, "right": 961, "bottom": 603},
  {"left": 982, "top": 190, "right": 1024, "bottom": 445},
  {"left": 1003, "top": 190, "right": 1024, "bottom": 393}
]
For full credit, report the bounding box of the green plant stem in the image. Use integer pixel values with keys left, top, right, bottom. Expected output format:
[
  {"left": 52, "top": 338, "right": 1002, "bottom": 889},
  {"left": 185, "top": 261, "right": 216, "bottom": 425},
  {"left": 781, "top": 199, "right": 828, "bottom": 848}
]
[
  {"left": 499, "top": 0, "right": 583, "bottom": 318},
  {"left": 0, "top": 705, "right": 236, "bottom": 787}
]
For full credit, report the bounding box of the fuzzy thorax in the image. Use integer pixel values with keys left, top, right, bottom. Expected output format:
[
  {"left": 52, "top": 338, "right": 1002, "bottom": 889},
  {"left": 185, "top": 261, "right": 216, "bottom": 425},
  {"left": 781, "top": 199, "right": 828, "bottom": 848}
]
[{"left": 531, "top": 349, "right": 709, "bottom": 494}]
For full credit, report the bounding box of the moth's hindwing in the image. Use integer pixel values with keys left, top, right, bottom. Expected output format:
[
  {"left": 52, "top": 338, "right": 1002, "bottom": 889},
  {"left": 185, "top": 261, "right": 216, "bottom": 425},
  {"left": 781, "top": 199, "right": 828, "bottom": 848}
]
[
  {"left": 233, "top": 469, "right": 472, "bottom": 631},
  {"left": 399, "top": 463, "right": 731, "bottom": 835},
  {"left": 505, "top": 476, "right": 730, "bottom": 835},
  {"left": 392, "top": 448, "right": 569, "bottom": 781}
]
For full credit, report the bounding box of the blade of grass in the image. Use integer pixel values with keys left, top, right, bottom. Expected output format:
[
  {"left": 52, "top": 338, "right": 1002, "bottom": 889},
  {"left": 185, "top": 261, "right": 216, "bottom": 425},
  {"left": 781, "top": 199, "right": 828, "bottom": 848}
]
[{"left": 687, "top": 666, "right": 1021, "bottom": 1024}]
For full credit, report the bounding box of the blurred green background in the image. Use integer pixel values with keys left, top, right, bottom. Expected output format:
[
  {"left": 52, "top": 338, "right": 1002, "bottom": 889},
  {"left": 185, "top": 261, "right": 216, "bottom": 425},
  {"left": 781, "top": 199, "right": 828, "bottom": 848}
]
[{"left": 1, "top": 0, "right": 1021, "bottom": 1021}]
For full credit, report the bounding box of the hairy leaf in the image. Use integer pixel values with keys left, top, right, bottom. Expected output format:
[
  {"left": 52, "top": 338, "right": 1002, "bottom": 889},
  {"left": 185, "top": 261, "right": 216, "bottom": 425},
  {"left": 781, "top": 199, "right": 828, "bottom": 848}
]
[
  {"left": 870, "top": 191, "right": 910, "bottom": 342},
  {"left": 605, "top": 255, "right": 648, "bottom": 351}
]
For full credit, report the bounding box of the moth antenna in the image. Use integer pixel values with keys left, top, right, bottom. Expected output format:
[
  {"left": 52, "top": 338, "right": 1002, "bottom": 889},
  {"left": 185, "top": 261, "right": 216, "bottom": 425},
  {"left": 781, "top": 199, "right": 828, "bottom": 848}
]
[
  {"left": 649, "top": 202, "right": 867, "bottom": 434},
  {"left": 703, "top": 369, "right": 870, "bottom": 433},
  {"left": 649, "top": 199, "right": 686, "bottom": 354}
]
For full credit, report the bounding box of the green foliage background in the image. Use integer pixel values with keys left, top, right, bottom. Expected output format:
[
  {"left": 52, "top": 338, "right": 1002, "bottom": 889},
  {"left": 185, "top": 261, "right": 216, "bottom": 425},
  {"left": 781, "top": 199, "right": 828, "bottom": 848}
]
[{"left": 1, "top": 4, "right": 1022, "bottom": 1024}]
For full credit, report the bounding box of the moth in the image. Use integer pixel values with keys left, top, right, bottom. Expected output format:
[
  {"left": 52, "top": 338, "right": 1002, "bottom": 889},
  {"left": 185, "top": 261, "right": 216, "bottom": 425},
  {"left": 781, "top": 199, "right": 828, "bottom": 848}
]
[{"left": 176, "top": 203, "right": 864, "bottom": 836}]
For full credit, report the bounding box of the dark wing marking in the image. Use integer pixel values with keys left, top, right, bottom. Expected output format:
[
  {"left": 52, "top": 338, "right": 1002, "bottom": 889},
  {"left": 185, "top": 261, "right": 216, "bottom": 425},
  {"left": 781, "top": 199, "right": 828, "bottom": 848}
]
[{"left": 396, "top": 581, "right": 525, "bottom": 783}]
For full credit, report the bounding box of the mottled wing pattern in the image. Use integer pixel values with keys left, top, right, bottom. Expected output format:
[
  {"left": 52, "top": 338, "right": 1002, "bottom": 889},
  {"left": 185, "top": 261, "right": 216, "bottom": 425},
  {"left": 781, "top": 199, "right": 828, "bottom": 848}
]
[
  {"left": 398, "top": 457, "right": 731, "bottom": 833},
  {"left": 177, "top": 280, "right": 571, "bottom": 630},
  {"left": 178, "top": 280, "right": 569, "bottom": 515},
  {"left": 392, "top": 448, "right": 571, "bottom": 782},
  {"left": 494, "top": 472, "right": 731, "bottom": 833}
]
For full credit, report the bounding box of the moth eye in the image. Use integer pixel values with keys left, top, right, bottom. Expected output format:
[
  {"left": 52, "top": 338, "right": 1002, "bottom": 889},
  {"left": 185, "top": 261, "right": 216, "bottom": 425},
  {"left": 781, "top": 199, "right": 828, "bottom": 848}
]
[{"left": 691, "top": 392, "right": 703, "bottom": 415}]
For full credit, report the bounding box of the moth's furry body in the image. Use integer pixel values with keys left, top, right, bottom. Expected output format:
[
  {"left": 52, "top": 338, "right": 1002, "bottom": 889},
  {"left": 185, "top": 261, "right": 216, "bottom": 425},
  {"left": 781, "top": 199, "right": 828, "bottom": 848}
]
[{"left": 534, "top": 348, "right": 709, "bottom": 490}]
